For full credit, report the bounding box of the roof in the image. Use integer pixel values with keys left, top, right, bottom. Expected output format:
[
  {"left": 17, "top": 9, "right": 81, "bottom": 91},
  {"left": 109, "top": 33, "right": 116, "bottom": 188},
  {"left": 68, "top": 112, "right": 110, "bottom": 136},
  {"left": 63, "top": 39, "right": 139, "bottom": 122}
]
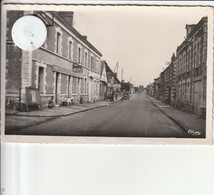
[
  {"left": 177, "top": 17, "right": 207, "bottom": 53},
  {"left": 52, "top": 11, "right": 103, "bottom": 57},
  {"left": 103, "top": 60, "right": 121, "bottom": 84},
  {"left": 100, "top": 61, "right": 105, "bottom": 74}
]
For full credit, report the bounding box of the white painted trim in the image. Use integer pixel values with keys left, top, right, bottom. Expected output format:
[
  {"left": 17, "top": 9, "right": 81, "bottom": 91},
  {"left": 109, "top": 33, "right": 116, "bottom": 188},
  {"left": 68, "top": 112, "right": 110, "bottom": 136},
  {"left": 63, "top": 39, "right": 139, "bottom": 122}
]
[
  {"left": 33, "top": 48, "right": 100, "bottom": 74},
  {"left": 40, "top": 94, "right": 55, "bottom": 97},
  {"left": 77, "top": 43, "right": 82, "bottom": 65},
  {"left": 66, "top": 75, "right": 69, "bottom": 94},
  {"left": 53, "top": 72, "right": 56, "bottom": 94},
  {"left": 90, "top": 53, "right": 94, "bottom": 69},
  {"left": 58, "top": 73, "right": 62, "bottom": 94},
  {"left": 35, "top": 61, "right": 47, "bottom": 94},
  {"left": 84, "top": 49, "right": 88, "bottom": 67},
  {"left": 68, "top": 37, "right": 74, "bottom": 60},
  {"left": 55, "top": 27, "right": 63, "bottom": 55}
]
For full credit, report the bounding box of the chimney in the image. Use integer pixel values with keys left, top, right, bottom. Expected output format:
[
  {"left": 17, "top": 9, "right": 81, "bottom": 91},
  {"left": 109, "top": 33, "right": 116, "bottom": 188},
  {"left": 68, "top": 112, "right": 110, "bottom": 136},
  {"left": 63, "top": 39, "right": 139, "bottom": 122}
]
[
  {"left": 58, "top": 11, "right": 74, "bottom": 27},
  {"left": 114, "top": 73, "right": 117, "bottom": 79},
  {"left": 171, "top": 53, "right": 176, "bottom": 61},
  {"left": 82, "top": 35, "right": 87, "bottom": 40},
  {"left": 185, "top": 24, "right": 196, "bottom": 37}
]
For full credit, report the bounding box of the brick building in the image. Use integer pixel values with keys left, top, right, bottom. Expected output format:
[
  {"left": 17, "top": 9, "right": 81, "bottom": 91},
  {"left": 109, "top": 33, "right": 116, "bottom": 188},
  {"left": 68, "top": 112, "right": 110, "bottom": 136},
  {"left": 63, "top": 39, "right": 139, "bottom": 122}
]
[
  {"left": 159, "top": 54, "right": 177, "bottom": 106},
  {"left": 6, "top": 11, "right": 102, "bottom": 110},
  {"left": 175, "top": 17, "right": 207, "bottom": 116}
]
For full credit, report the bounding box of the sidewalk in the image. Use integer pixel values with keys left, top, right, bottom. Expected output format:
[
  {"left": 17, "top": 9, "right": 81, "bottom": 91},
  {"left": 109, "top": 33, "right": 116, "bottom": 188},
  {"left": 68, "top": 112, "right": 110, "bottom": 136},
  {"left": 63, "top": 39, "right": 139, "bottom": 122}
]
[
  {"left": 5, "top": 99, "right": 120, "bottom": 132},
  {"left": 146, "top": 95, "right": 206, "bottom": 138}
]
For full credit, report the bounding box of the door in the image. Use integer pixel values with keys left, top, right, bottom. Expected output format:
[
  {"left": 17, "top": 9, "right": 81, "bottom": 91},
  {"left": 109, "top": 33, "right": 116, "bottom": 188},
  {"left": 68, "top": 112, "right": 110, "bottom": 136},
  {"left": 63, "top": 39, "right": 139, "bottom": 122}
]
[
  {"left": 88, "top": 78, "right": 93, "bottom": 102},
  {"left": 38, "top": 67, "right": 44, "bottom": 94},
  {"left": 55, "top": 72, "right": 59, "bottom": 104},
  {"left": 194, "top": 81, "right": 202, "bottom": 115},
  {"left": 68, "top": 76, "right": 71, "bottom": 97},
  {"left": 168, "top": 86, "right": 171, "bottom": 104}
]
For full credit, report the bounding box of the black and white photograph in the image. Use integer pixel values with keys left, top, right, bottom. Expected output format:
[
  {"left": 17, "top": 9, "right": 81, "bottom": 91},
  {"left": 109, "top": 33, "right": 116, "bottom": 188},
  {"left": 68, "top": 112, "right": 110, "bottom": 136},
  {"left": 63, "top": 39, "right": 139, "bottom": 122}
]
[{"left": 1, "top": 4, "right": 213, "bottom": 144}]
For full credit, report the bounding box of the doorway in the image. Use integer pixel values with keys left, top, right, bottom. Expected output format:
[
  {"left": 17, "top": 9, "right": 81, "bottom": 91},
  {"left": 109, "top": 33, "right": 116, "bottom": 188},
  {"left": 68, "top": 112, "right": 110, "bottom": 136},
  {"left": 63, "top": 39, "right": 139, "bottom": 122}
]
[
  {"left": 55, "top": 72, "right": 59, "bottom": 104},
  {"left": 38, "top": 67, "right": 44, "bottom": 94},
  {"left": 194, "top": 81, "right": 202, "bottom": 115}
]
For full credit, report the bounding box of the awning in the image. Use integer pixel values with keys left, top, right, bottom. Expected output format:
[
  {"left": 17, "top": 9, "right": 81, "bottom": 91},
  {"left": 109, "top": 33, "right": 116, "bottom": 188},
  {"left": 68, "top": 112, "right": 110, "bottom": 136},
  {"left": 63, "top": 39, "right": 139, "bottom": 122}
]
[{"left": 52, "top": 65, "right": 83, "bottom": 78}]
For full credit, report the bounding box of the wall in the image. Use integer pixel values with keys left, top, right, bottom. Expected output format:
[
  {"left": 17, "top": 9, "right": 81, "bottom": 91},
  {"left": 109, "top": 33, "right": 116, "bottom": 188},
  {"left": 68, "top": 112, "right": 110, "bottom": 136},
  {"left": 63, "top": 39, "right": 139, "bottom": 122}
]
[
  {"left": 5, "top": 11, "right": 23, "bottom": 107},
  {"left": 175, "top": 18, "right": 207, "bottom": 116}
]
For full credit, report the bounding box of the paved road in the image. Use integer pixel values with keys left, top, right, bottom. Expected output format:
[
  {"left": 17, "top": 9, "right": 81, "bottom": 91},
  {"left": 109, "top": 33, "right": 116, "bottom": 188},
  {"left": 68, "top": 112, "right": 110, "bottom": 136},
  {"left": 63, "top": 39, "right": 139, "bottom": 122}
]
[{"left": 14, "top": 94, "right": 190, "bottom": 137}]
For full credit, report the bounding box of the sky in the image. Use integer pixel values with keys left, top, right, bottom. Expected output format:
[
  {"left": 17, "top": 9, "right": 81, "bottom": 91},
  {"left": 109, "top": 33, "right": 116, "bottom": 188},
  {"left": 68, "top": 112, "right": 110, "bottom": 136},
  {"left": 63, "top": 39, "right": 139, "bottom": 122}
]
[{"left": 70, "top": 6, "right": 211, "bottom": 86}]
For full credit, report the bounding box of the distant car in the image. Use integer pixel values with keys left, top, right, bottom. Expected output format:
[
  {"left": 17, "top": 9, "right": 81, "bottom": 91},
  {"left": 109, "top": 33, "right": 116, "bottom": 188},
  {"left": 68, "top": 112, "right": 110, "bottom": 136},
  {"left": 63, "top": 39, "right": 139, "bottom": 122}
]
[{"left": 121, "top": 92, "right": 130, "bottom": 100}]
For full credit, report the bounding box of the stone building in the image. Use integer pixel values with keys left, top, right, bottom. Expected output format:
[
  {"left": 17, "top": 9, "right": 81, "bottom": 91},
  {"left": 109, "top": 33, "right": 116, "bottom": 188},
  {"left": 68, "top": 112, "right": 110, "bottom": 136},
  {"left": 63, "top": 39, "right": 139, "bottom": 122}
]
[
  {"left": 175, "top": 17, "right": 207, "bottom": 116},
  {"left": 6, "top": 11, "right": 102, "bottom": 110}
]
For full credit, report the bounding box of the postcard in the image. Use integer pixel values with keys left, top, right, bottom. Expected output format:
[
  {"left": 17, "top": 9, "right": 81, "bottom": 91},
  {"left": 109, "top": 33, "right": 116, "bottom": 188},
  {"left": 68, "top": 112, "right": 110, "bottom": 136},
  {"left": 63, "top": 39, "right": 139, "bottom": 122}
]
[{"left": 1, "top": 2, "right": 213, "bottom": 144}]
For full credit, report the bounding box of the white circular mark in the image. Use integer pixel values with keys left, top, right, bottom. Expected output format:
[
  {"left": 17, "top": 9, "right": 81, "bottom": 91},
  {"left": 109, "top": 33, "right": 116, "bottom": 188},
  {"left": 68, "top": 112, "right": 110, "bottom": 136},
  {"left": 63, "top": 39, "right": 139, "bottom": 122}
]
[{"left": 12, "top": 15, "right": 47, "bottom": 50}]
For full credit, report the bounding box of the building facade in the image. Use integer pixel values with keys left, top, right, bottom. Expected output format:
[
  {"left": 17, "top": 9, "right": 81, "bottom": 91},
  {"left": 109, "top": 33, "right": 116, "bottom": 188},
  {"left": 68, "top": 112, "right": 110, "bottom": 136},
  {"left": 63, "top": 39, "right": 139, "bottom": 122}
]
[
  {"left": 175, "top": 17, "right": 207, "bottom": 116},
  {"left": 100, "top": 61, "right": 108, "bottom": 100},
  {"left": 153, "top": 77, "right": 160, "bottom": 99},
  {"left": 6, "top": 11, "right": 102, "bottom": 110},
  {"left": 104, "top": 61, "right": 121, "bottom": 98},
  {"left": 146, "top": 83, "right": 154, "bottom": 97},
  {"left": 159, "top": 54, "right": 177, "bottom": 106}
]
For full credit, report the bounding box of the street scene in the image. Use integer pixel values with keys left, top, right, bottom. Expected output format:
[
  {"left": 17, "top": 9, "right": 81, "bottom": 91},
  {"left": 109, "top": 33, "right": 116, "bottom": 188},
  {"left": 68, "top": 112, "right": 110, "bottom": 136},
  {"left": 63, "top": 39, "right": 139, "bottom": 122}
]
[
  {"left": 5, "top": 6, "right": 209, "bottom": 138},
  {"left": 6, "top": 93, "right": 205, "bottom": 137}
]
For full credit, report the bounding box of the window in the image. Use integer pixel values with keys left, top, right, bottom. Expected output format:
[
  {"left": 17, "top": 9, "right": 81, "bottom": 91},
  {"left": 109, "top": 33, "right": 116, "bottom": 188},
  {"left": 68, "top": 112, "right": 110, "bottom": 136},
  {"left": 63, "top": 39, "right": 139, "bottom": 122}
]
[
  {"left": 198, "top": 40, "right": 201, "bottom": 65},
  {"left": 81, "top": 78, "right": 84, "bottom": 94},
  {"left": 96, "top": 59, "right": 99, "bottom": 71},
  {"left": 85, "top": 52, "right": 88, "bottom": 67},
  {"left": 84, "top": 78, "right": 87, "bottom": 93},
  {"left": 69, "top": 41, "right": 73, "bottom": 60},
  {"left": 68, "top": 76, "right": 71, "bottom": 96},
  {"left": 78, "top": 47, "right": 81, "bottom": 64},
  {"left": 78, "top": 78, "right": 80, "bottom": 93},
  {"left": 196, "top": 42, "right": 199, "bottom": 67},
  {"left": 56, "top": 32, "right": 61, "bottom": 54},
  {"left": 193, "top": 43, "right": 196, "bottom": 68},
  {"left": 189, "top": 49, "right": 192, "bottom": 69},
  {"left": 72, "top": 77, "right": 77, "bottom": 94},
  {"left": 91, "top": 56, "right": 94, "bottom": 69},
  {"left": 195, "top": 67, "right": 200, "bottom": 77},
  {"left": 187, "top": 51, "right": 189, "bottom": 70}
]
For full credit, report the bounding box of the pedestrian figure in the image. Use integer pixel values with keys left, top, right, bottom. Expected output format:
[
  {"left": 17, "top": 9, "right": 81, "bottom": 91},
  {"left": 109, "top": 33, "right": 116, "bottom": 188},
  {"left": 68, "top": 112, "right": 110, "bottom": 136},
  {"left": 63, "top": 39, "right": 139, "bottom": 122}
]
[
  {"left": 48, "top": 96, "right": 54, "bottom": 108},
  {"left": 112, "top": 91, "right": 115, "bottom": 102},
  {"left": 80, "top": 95, "right": 83, "bottom": 104}
]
